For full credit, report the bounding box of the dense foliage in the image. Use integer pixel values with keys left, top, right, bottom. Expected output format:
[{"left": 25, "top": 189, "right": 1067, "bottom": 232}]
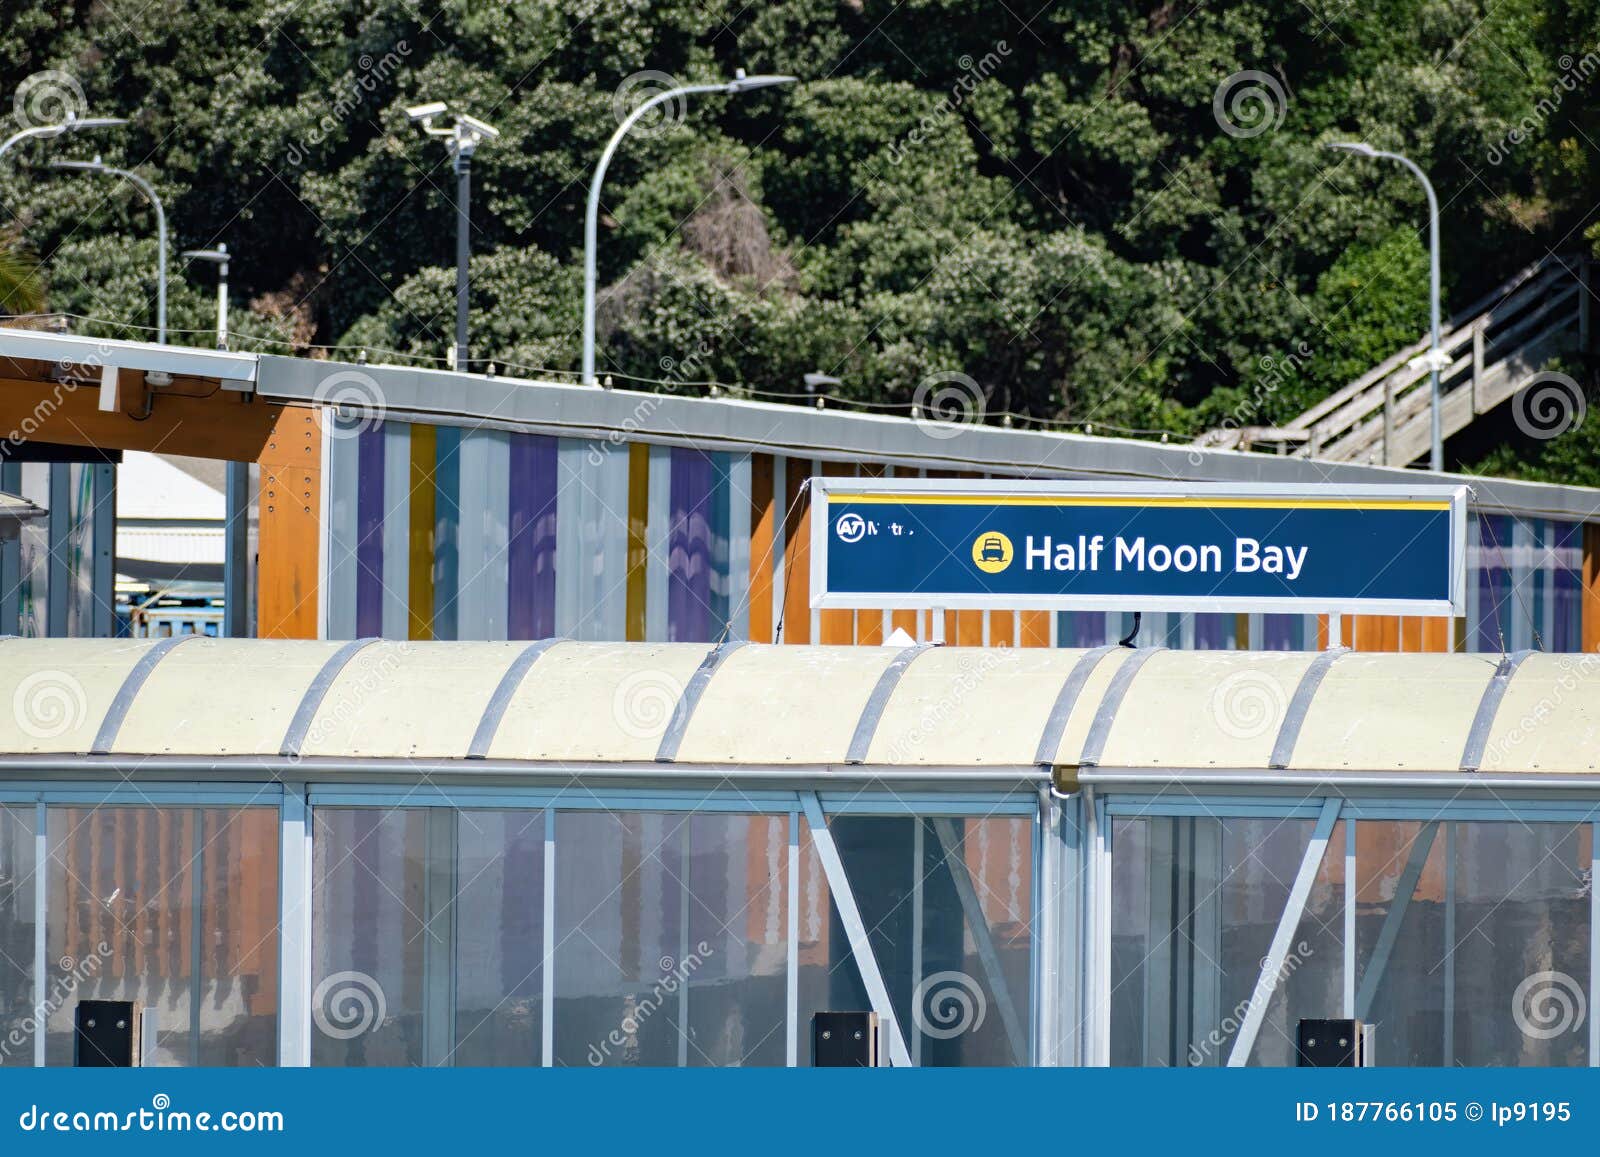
[{"left": 2, "top": 0, "right": 1599, "bottom": 469}]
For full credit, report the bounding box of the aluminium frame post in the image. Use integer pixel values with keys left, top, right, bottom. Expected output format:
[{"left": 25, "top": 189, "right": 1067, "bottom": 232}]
[
  {"left": 1443, "top": 821, "right": 1457, "bottom": 1064},
  {"left": 1591, "top": 821, "right": 1599, "bottom": 1067},
  {"left": 910, "top": 819, "right": 924, "bottom": 1066},
  {"left": 542, "top": 808, "right": 555, "bottom": 1066},
  {"left": 1226, "top": 797, "right": 1342, "bottom": 1067},
  {"left": 32, "top": 798, "right": 45, "bottom": 1067},
  {"left": 798, "top": 791, "right": 912, "bottom": 1066},
  {"left": 277, "top": 784, "right": 313, "bottom": 1066},
  {"left": 1343, "top": 818, "right": 1356, "bottom": 1018},
  {"left": 787, "top": 809, "right": 799, "bottom": 1067}
]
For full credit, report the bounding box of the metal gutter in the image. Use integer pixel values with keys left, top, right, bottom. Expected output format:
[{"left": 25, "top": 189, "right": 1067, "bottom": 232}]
[
  {"left": 0, "top": 328, "right": 258, "bottom": 383},
  {"left": 1075, "top": 765, "right": 1600, "bottom": 788},
  {"left": 251, "top": 353, "right": 1600, "bottom": 523}
]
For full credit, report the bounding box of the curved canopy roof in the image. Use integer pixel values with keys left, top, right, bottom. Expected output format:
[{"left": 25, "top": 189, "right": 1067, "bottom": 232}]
[{"left": 0, "top": 638, "right": 1593, "bottom": 782}]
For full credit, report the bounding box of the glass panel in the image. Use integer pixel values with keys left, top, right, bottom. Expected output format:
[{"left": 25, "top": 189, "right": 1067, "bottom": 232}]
[
  {"left": 311, "top": 808, "right": 426, "bottom": 1066},
  {"left": 1357, "top": 820, "right": 1591, "bottom": 1066},
  {"left": 16, "top": 462, "right": 49, "bottom": 636},
  {"left": 452, "top": 809, "right": 545, "bottom": 1065},
  {"left": 1110, "top": 816, "right": 1343, "bottom": 1066},
  {"left": 554, "top": 811, "right": 788, "bottom": 1066},
  {"left": 44, "top": 807, "right": 278, "bottom": 1066},
  {"left": 0, "top": 805, "right": 35, "bottom": 1067},
  {"left": 553, "top": 811, "right": 684, "bottom": 1066},
  {"left": 797, "top": 815, "right": 1034, "bottom": 1066}
]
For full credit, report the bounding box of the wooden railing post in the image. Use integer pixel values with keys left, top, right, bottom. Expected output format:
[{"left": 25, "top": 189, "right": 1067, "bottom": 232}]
[
  {"left": 1472, "top": 321, "right": 1485, "bottom": 414},
  {"left": 1382, "top": 376, "right": 1395, "bottom": 466}
]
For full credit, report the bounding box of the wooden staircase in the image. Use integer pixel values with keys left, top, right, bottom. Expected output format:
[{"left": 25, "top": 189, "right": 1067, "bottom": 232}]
[{"left": 1195, "top": 254, "right": 1592, "bottom": 465}]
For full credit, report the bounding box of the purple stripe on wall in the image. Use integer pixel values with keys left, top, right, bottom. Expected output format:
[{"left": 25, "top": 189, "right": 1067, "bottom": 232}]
[
  {"left": 507, "top": 434, "right": 558, "bottom": 640},
  {"left": 355, "top": 422, "right": 386, "bottom": 638},
  {"left": 668, "top": 447, "right": 714, "bottom": 642}
]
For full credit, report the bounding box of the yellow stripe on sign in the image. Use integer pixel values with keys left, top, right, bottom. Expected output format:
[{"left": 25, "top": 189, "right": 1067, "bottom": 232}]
[{"left": 828, "top": 494, "right": 1452, "bottom": 511}]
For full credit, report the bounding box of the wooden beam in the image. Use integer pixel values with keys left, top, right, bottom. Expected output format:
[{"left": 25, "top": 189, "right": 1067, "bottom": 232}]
[{"left": 0, "top": 373, "right": 283, "bottom": 461}]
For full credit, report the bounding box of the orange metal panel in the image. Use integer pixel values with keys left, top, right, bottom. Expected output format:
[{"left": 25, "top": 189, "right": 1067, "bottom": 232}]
[
  {"left": 819, "top": 461, "right": 855, "bottom": 644},
  {"left": 748, "top": 454, "right": 776, "bottom": 644},
  {"left": 1586, "top": 525, "right": 1600, "bottom": 654},
  {"left": 781, "top": 462, "right": 810, "bottom": 644},
  {"left": 257, "top": 407, "right": 322, "bottom": 639}
]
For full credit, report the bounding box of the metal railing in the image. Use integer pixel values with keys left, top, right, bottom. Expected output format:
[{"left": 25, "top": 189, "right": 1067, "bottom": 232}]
[{"left": 1196, "top": 254, "right": 1591, "bottom": 464}]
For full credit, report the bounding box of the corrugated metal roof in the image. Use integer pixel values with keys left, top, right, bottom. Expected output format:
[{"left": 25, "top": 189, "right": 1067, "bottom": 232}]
[{"left": 0, "top": 638, "right": 1593, "bottom": 780}]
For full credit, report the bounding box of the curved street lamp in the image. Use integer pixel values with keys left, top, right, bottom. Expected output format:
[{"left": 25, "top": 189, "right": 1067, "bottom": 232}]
[
  {"left": 0, "top": 111, "right": 125, "bottom": 163},
  {"left": 1327, "top": 141, "right": 1445, "bottom": 472},
  {"left": 581, "top": 69, "right": 798, "bottom": 385},
  {"left": 51, "top": 156, "right": 167, "bottom": 343}
]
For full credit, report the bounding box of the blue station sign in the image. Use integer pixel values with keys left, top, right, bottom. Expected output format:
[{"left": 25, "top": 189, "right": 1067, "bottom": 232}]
[{"left": 811, "top": 480, "right": 1468, "bottom": 615}]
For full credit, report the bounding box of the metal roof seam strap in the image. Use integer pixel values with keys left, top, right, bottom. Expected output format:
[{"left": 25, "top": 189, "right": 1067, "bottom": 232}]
[
  {"left": 1459, "top": 649, "right": 1533, "bottom": 772},
  {"left": 845, "top": 643, "right": 932, "bottom": 765},
  {"left": 90, "top": 635, "right": 197, "bottom": 754},
  {"left": 1077, "top": 646, "right": 1164, "bottom": 769},
  {"left": 1032, "top": 645, "right": 1117, "bottom": 766},
  {"left": 466, "top": 638, "right": 566, "bottom": 759},
  {"left": 655, "top": 639, "right": 748, "bottom": 763},
  {"left": 278, "top": 638, "right": 381, "bottom": 757},
  {"left": 1268, "top": 646, "right": 1348, "bottom": 770}
]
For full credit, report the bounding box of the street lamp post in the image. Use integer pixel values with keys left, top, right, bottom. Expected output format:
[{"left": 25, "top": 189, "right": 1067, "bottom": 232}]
[
  {"left": 581, "top": 69, "right": 798, "bottom": 385},
  {"left": 182, "top": 244, "right": 230, "bottom": 349},
  {"left": 0, "top": 111, "right": 124, "bottom": 163},
  {"left": 182, "top": 242, "right": 249, "bottom": 636},
  {"left": 408, "top": 103, "right": 499, "bottom": 373},
  {"left": 1327, "top": 141, "right": 1446, "bottom": 472},
  {"left": 51, "top": 156, "right": 167, "bottom": 343}
]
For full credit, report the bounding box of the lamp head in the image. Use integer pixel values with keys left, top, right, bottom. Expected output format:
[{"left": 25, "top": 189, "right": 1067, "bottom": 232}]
[
  {"left": 726, "top": 68, "right": 799, "bottom": 95},
  {"left": 1326, "top": 141, "right": 1378, "bottom": 157},
  {"left": 66, "top": 115, "right": 127, "bottom": 131}
]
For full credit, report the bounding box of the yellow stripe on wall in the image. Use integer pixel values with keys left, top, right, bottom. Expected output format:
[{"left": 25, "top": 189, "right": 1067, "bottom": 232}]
[
  {"left": 408, "top": 422, "right": 437, "bottom": 640},
  {"left": 626, "top": 442, "right": 649, "bottom": 641}
]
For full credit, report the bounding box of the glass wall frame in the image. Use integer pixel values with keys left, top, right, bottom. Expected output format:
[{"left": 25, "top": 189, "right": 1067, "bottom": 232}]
[
  {"left": 297, "top": 784, "right": 1044, "bottom": 1069},
  {"left": 1096, "top": 790, "right": 1600, "bottom": 1069},
  {"left": 0, "top": 784, "right": 283, "bottom": 1068}
]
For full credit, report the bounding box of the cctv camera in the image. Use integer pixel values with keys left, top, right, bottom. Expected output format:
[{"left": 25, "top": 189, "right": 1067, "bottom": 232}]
[
  {"left": 406, "top": 101, "right": 449, "bottom": 122},
  {"left": 456, "top": 113, "right": 500, "bottom": 141}
]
